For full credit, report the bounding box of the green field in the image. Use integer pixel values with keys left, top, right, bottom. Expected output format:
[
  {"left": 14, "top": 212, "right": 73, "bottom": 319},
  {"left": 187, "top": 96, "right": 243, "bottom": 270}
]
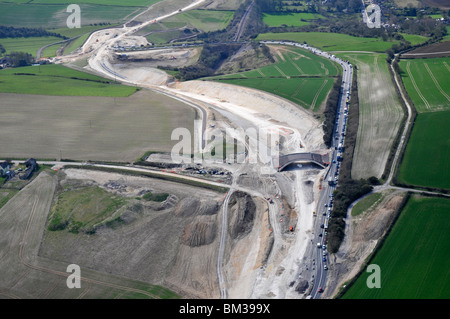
[
  {"left": 0, "top": 3, "right": 145, "bottom": 28},
  {"left": 0, "top": 64, "right": 138, "bottom": 96},
  {"left": 62, "top": 33, "right": 91, "bottom": 54},
  {"left": 206, "top": 45, "right": 339, "bottom": 111},
  {"left": 444, "top": 26, "right": 450, "bottom": 41},
  {"left": 399, "top": 57, "right": 450, "bottom": 112},
  {"left": 257, "top": 32, "right": 401, "bottom": 52},
  {"left": 212, "top": 77, "right": 334, "bottom": 111},
  {"left": 400, "top": 33, "right": 429, "bottom": 46},
  {"left": 342, "top": 195, "right": 450, "bottom": 299},
  {"left": 48, "top": 186, "right": 128, "bottom": 233},
  {"left": 47, "top": 24, "right": 120, "bottom": 38},
  {"left": 351, "top": 192, "right": 383, "bottom": 217},
  {"left": 0, "top": 36, "right": 62, "bottom": 56},
  {"left": 147, "top": 29, "right": 186, "bottom": 44},
  {"left": 162, "top": 9, "right": 235, "bottom": 32},
  {"left": 17, "top": 0, "right": 160, "bottom": 5},
  {"left": 397, "top": 110, "right": 450, "bottom": 190},
  {"left": 262, "top": 12, "right": 325, "bottom": 27}
]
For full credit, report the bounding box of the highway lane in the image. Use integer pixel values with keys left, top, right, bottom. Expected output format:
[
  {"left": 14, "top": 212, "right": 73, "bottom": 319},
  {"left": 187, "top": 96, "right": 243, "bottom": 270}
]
[{"left": 311, "top": 55, "right": 353, "bottom": 299}]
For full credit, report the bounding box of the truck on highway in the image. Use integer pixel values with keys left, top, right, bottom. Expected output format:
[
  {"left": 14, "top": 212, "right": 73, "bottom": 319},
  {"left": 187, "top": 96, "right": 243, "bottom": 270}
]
[{"left": 328, "top": 177, "right": 335, "bottom": 186}]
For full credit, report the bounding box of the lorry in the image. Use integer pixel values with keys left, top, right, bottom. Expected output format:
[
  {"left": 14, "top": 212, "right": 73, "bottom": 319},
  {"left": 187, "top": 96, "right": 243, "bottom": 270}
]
[{"left": 328, "top": 177, "right": 335, "bottom": 186}]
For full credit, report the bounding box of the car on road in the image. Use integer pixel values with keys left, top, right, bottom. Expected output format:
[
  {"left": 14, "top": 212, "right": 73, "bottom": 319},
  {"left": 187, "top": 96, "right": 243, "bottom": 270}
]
[
  {"left": 324, "top": 265, "right": 328, "bottom": 270},
  {"left": 318, "top": 287, "right": 324, "bottom": 293},
  {"left": 323, "top": 257, "right": 326, "bottom": 262}
]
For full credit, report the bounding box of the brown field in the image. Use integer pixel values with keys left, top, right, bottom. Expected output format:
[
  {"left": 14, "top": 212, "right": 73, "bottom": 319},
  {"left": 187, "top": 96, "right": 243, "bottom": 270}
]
[
  {"left": 0, "top": 167, "right": 269, "bottom": 298},
  {"left": 421, "top": 0, "right": 450, "bottom": 9},
  {"left": 401, "top": 41, "right": 450, "bottom": 59},
  {"left": 0, "top": 89, "right": 195, "bottom": 162},
  {"left": 341, "top": 53, "right": 404, "bottom": 180}
]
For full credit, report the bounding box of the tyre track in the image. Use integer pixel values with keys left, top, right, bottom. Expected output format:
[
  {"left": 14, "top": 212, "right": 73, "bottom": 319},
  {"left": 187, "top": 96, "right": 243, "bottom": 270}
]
[
  {"left": 406, "top": 61, "right": 431, "bottom": 109},
  {"left": 424, "top": 62, "right": 450, "bottom": 102},
  {"left": 18, "top": 191, "right": 160, "bottom": 299}
]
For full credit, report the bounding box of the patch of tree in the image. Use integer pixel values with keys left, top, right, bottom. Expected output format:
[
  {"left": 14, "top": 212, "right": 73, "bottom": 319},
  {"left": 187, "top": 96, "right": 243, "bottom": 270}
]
[
  {"left": 328, "top": 180, "right": 374, "bottom": 253},
  {"left": 322, "top": 75, "right": 342, "bottom": 147},
  {"left": 197, "top": 0, "right": 267, "bottom": 43},
  {"left": 167, "top": 43, "right": 242, "bottom": 81},
  {"left": 399, "top": 19, "right": 446, "bottom": 38},
  {"left": 0, "top": 43, "right": 5, "bottom": 55},
  {"left": 327, "top": 0, "right": 362, "bottom": 14},
  {"left": 4, "top": 52, "right": 34, "bottom": 67},
  {"left": 256, "top": 0, "right": 283, "bottom": 13},
  {"left": 0, "top": 26, "right": 65, "bottom": 39}
]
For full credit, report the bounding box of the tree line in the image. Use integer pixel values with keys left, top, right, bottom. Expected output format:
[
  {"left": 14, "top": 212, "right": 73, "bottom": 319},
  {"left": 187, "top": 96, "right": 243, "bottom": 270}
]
[{"left": 0, "top": 26, "right": 65, "bottom": 39}]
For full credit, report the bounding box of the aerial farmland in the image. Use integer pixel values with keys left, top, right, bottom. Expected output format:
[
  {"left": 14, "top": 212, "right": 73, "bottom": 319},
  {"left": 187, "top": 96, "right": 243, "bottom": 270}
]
[{"left": 0, "top": 0, "right": 448, "bottom": 308}]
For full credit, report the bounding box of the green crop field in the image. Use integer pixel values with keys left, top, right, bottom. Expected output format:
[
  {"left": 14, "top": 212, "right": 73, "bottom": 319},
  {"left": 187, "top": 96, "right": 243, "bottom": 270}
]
[
  {"left": 0, "top": 64, "right": 138, "bottom": 96},
  {"left": 262, "top": 12, "right": 325, "bottom": 27},
  {"left": 162, "top": 9, "right": 235, "bottom": 32},
  {"left": 17, "top": 0, "right": 160, "bottom": 6},
  {"left": 212, "top": 77, "right": 334, "bottom": 111},
  {"left": 342, "top": 195, "right": 450, "bottom": 299},
  {"left": 400, "top": 33, "right": 429, "bottom": 46},
  {"left": 397, "top": 110, "right": 450, "bottom": 190},
  {"left": 48, "top": 186, "right": 128, "bottom": 233},
  {"left": 257, "top": 32, "right": 401, "bottom": 52},
  {"left": 206, "top": 45, "right": 339, "bottom": 111},
  {"left": 62, "top": 33, "right": 90, "bottom": 54},
  {"left": 47, "top": 24, "right": 120, "bottom": 38},
  {"left": 0, "top": 36, "right": 62, "bottom": 56},
  {"left": 0, "top": 2, "right": 145, "bottom": 28},
  {"left": 399, "top": 57, "right": 450, "bottom": 112},
  {"left": 351, "top": 192, "right": 383, "bottom": 217}
]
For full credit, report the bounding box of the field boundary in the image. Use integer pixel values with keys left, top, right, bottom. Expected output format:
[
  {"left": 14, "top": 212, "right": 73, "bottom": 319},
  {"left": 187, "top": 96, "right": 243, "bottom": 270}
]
[
  {"left": 379, "top": 58, "right": 414, "bottom": 183},
  {"left": 63, "top": 165, "right": 229, "bottom": 193}
]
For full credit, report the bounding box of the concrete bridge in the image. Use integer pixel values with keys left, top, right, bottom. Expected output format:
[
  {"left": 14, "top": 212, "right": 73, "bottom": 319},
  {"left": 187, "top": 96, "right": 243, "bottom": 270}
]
[{"left": 278, "top": 153, "right": 330, "bottom": 171}]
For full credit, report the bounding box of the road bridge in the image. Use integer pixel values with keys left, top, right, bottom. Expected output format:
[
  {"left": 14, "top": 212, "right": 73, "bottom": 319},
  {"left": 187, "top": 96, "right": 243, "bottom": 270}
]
[{"left": 278, "top": 153, "right": 330, "bottom": 171}]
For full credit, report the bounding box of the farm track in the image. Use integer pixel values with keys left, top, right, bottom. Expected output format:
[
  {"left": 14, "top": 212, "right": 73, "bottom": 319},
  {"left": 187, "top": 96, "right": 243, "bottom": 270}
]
[
  {"left": 311, "top": 79, "right": 328, "bottom": 110},
  {"left": 444, "top": 62, "right": 450, "bottom": 73}
]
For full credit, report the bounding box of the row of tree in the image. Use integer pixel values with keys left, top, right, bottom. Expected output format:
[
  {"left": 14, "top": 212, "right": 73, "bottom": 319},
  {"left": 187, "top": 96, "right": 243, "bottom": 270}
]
[
  {"left": 0, "top": 26, "right": 64, "bottom": 39},
  {"left": 2, "top": 51, "right": 34, "bottom": 67},
  {"left": 322, "top": 75, "right": 342, "bottom": 147}
]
